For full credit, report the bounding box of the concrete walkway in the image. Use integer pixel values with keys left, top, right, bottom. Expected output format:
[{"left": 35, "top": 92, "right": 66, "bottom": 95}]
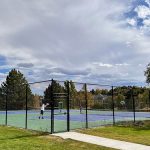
[{"left": 53, "top": 132, "right": 150, "bottom": 150}]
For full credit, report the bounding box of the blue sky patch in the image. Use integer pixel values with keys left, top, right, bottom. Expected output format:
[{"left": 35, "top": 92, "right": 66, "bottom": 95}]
[
  {"left": 124, "top": 0, "right": 150, "bottom": 28},
  {"left": 0, "top": 69, "right": 10, "bottom": 74},
  {"left": 0, "top": 55, "right": 10, "bottom": 74}
]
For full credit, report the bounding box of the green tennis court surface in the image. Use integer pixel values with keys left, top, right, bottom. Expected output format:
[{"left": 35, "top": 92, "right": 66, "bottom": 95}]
[{"left": 0, "top": 110, "right": 150, "bottom": 133}]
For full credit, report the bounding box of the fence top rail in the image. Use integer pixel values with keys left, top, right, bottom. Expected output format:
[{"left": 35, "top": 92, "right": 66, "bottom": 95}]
[
  {"left": 28, "top": 79, "right": 112, "bottom": 87},
  {"left": 53, "top": 79, "right": 112, "bottom": 87},
  {"left": 85, "top": 82, "right": 111, "bottom": 87},
  {"left": 29, "top": 79, "right": 52, "bottom": 85},
  {"left": 27, "top": 79, "right": 148, "bottom": 88}
]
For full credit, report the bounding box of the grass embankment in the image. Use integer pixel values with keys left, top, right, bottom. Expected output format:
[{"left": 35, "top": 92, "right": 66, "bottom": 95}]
[
  {"left": 0, "top": 126, "right": 115, "bottom": 150},
  {"left": 80, "top": 120, "right": 150, "bottom": 146}
]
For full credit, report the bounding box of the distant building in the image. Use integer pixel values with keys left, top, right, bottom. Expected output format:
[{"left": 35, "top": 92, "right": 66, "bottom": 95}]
[{"left": 94, "top": 94, "right": 108, "bottom": 103}]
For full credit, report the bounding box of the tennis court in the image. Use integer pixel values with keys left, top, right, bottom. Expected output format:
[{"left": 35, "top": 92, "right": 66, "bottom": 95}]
[
  {"left": 0, "top": 109, "right": 150, "bottom": 133},
  {"left": 0, "top": 79, "right": 150, "bottom": 133}
]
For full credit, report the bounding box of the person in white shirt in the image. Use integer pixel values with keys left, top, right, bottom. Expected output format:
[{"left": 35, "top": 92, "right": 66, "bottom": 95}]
[{"left": 39, "top": 103, "right": 49, "bottom": 119}]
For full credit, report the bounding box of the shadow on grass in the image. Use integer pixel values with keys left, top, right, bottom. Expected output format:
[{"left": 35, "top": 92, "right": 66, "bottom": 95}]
[
  {"left": 0, "top": 128, "right": 50, "bottom": 141},
  {"left": 115, "top": 120, "right": 150, "bottom": 131}
]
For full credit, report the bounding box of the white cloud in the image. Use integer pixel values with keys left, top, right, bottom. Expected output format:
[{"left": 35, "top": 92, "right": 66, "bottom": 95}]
[
  {"left": 145, "top": 0, "right": 150, "bottom": 7},
  {"left": 115, "top": 63, "right": 130, "bottom": 66},
  {"left": 92, "top": 62, "right": 113, "bottom": 68},
  {"left": 135, "top": 5, "right": 150, "bottom": 19},
  {"left": 126, "top": 18, "right": 137, "bottom": 26},
  {"left": 0, "top": 72, "right": 7, "bottom": 84},
  {"left": 0, "top": 0, "right": 149, "bottom": 86},
  {"left": 143, "top": 19, "right": 150, "bottom": 26}
]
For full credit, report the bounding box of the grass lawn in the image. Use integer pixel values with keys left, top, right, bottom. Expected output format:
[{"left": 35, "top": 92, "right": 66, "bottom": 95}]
[
  {"left": 79, "top": 121, "right": 150, "bottom": 146},
  {"left": 0, "top": 126, "right": 115, "bottom": 150}
]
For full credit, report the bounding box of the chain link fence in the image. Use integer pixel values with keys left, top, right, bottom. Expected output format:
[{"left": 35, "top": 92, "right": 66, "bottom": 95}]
[{"left": 0, "top": 79, "right": 150, "bottom": 133}]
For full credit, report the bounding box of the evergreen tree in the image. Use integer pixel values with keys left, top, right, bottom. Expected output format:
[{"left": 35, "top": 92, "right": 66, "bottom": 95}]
[
  {"left": 44, "top": 80, "right": 65, "bottom": 107},
  {"left": 64, "top": 80, "right": 77, "bottom": 96},
  {"left": 145, "top": 63, "right": 150, "bottom": 84},
  {"left": 44, "top": 80, "right": 65, "bottom": 100},
  {"left": 0, "top": 69, "right": 32, "bottom": 110},
  {"left": 0, "top": 87, "right": 5, "bottom": 110},
  {"left": 64, "top": 80, "right": 77, "bottom": 108}
]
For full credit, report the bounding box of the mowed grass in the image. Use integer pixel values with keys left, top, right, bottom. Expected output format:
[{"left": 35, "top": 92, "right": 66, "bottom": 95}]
[
  {"left": 0, "top": 126, "right": 115, "bottom": 150},
  {"left": 79, "top": 121, "right": 150, "bottom": 146}
]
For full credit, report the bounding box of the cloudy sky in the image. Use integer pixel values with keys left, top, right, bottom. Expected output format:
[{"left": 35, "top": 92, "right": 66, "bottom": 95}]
[{"left": 0, "top": 0, "right": 150, "bottom": 86}]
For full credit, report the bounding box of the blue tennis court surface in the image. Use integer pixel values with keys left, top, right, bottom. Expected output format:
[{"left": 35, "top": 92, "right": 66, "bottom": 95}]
[
  {"left": 0, "top": 109, "right": 150, "bottom": 132},
  {"left": 1, "top": 110, "right": 149, "bottom": 122}
]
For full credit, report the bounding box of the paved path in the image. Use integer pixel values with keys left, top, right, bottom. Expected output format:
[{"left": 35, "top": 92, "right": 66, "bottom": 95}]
[{"left": 53, "top": 132, "right": 150, "bottom": 150}]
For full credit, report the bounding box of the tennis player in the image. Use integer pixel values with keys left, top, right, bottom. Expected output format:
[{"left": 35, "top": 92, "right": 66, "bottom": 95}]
[
  {"left": 80, "top": 104, "right": 83, "bottom": 114},
  {"left": 39, "top": 103, "right": 49, "bottom": 119}
]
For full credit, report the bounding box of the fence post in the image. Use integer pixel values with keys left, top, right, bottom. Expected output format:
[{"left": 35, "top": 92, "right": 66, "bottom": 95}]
[
  {"left": 67, "top": 81, "right": 70, "bottom": 132},
  {"left": 5, "top": 88, "right": 8, "bottom": 126},
  {"left": 25, "top": 84, "right": 28, "bottom": 129},
  {"left": 132, "top": 88, "right": 136, "bottom": 123},
  {"left": 85, "top": 83, "right": 88, "bottom": 129},
  {"left": 112, "top": 86, "right": 115, "bottom": 125},
  {"left": 51, "top": 79, "right": 54, "bottom": 134},
  {"left": 149, "top": 90, "right": 150, "bottom": 109}
]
